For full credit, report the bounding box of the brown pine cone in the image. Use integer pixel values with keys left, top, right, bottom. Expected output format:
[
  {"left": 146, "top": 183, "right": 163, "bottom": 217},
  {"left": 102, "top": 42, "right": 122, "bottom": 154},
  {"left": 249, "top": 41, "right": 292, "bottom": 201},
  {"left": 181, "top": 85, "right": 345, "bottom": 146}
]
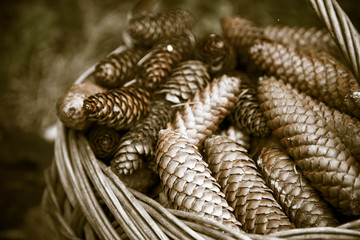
[
  {"left": 83, "top": 86, "right": 151, "bottom": 130},
  {"left": 203, "top": 135, "right": 294, "bottom": 234},
  {"left": 218, "top": 125, "right": 251, "bottom": 151},
  {"left": 171, "top": 74, "right": 242, "bottom": 150},
  {"left": 126, "top": 8, "right": 195, "bottom": 47},
  {"left": 94, "top": 48, "right": 146, "bottom": 89},
  {"left": 56, "top": 81, "right": 106, "bottom": 131},
  {"left": 139, "top": 34, "right": 194, "bottom": 90},
  {"left": 257, "top": 145, "right": 339, "bottom": 228},
  {"left": 87, "top": 125, "right": 122, "bottom": 161},
  {"left": 257, "top": 76, "right": 360, "bottom": 216},
  {"left": 249, "top": 40, "right": 360, "bottom": 118},
  {"left": 155, "top": 60, "right": 210, "bottom": 104},
  {"left": 194, "top": 33, "right": 237, "bottom": 74},
  {"left": 155, "top": 128, "right": 242, "bottom": 231},
  {"left": 111, "top": 100, "right": 173, "bottom": 175}
]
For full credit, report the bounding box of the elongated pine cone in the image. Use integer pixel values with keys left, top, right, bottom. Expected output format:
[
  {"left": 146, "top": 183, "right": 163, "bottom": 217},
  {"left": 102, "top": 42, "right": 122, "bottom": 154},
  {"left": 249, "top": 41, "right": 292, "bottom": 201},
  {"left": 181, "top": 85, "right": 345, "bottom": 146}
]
[
  {"left": 155, "top": 128, "right": 242, "bottom": 231},
  {"left": 230, "top": 72, "right": 269, "bottom": 137},
  {"left": 83, "top": 86, "right": 151, "bottom": 130},
  {"left": 111, "top": 100, "right": 173, "bottom": 175},
  {"left": 204, "top": 135, "right": 294, "bottom": 234},
  {"left": 94, "top": 48, "right": 146, "bottom": 88},
  {"left": 171, "top": 74, "right": 242, "bottom": 150},
  {"left": 139, "top": 34, "right": 194, "bottom": 90},
  {"left": 126, "top": 8, "right": 195, "bottom": 47},
  {"left": 155, "top": 60, "right": 210, "bottom": 104},
  {"left": 87, "top": 125, "right": 122, "bottom": 161},
  {"left": 194, "top": 33, "right": 237, "bottom": 74},
  {"left": 258, "top": 76, "right": 360, "bottom": 216},
  {"left": 249, "top": 40, "right": 360, "bottom": 118},
  {"left": 218, "top": 125, "right": 251, "bottom": 151},
  {"left": 57, "top": 81, "right": 106, "bottom": 131},
  {"left": 257, "top": 145, "right": 339, "bottom": 228}
]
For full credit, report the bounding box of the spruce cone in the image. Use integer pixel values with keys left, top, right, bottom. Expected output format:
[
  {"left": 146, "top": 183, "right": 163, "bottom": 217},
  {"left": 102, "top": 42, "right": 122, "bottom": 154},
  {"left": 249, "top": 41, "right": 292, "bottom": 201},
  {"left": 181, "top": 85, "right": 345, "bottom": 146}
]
[
  {"left": 94, "top": 48, "right": 146, "bottom": 88},
  {"left": 258, "top": 76, "right": 360, "bottom": 216},
  {"left": 155, "top": 128, "right": 242, "bottom": 230},
  {"left": 126, "top": 8, "right": 195, "bottom": 47},
  {"left": 230, "top": 72, "right": 269, "bottom": 137},
  {"left": 218, "top": 125, "right": 251, "bottom": 151},
  {"left": 111, "top": 100, "right": 173, "bottom": 175},
  {"left": 83, "top": 86, "right": 151, "bottom": 130},
  {"left": 204, "top": 135, "right": 294, "bottom": 234},
  {"left": 87, "top": 125, "right": 122, "bottom": 161},
  {"left": 257, "top": 145, "right": 339, "bottom": 228},
  {"left": 249, "top": 40, "right": 360, "bottom": 118},
  {"left": 56, "top": 81, "right": 106, "bottom": 131},
  {"left": 155, "top": 60, "right": 210, "bottom": 104},
  {"left": 194, "top": 33, "right": 237, "bottom": 74},
  {"left": 171, "top": 74, "right": 242, "bottom": 150},
  {"left": 139, "top": 34, "right": 194, "bottom": 90}
]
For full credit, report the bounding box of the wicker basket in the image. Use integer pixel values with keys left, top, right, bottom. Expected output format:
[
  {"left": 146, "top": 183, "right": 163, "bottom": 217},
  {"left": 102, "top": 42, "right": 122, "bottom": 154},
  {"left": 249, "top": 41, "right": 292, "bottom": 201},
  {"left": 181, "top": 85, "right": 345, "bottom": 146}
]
[{"left": 42, "top": 0, "right": 360, "bottom": 239}]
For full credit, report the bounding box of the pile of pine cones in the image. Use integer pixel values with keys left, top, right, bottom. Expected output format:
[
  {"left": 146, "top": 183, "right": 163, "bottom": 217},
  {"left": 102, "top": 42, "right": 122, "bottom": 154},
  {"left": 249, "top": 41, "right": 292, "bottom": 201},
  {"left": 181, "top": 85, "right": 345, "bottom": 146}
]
[{"left": 56, "top": 7, "right": 360, "bottom": 235}]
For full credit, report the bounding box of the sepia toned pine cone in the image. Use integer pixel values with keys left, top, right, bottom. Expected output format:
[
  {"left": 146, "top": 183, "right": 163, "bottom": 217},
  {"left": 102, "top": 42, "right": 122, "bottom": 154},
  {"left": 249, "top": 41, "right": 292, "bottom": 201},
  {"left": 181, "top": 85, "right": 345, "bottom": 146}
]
[
  {"left": 155, "top": 128, "right": 242, "bottom": 231},
  {"left": 126, "top": 8, "right": 195, "bottom": 47},
  {"left": 218, "top": 125, "right": 251, "bottom": 151},
  {"left": 229, "top": 72, "right": 269, "bottom": 137},
  {"left": 139, "top": 34, "right": 194, "bottom": 90},
  {"left": 94, "top": 48, "right": 147, "bottom": 89},
  {"left": 257, "top": 76, "right": 360, "bottom": 216},
  {"left": 194, "top": 33, "right": 237, "bottom": 75},
  {"left": 87, "top": 125, "right": 122, "bottom": 162},
  {"left": 155, "top": 60, "right": 210, "bottom": 104},
  {"left": 263, "top": 25, "right": 340, "bottom": 59},
  {"left": 111, "top": 100, "right": 173, "bottom": 175},
  {"left": 83, "top": 86, "right": 151, "bottom": 130},
  {"left": 257, "top": 145, "right": 339, "bottom": 228},
  {"left": 249, "top": 40, "right": 360, "bottom": 118},
  {"left": 171, "top": 74, "right": 242, "bottom": 150},
  {"left": 203, "top": 135, "right": 294, "bottom": 234},
  {"left": 56, "top": 81, "right": 106, "bottom": 131}
]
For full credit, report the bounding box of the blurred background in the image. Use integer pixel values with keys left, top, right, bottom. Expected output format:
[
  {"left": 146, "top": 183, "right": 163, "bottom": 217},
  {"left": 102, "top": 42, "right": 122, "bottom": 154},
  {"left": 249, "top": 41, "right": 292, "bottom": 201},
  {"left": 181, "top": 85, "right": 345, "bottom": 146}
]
[{"left": 0, "top": 0, "right": 359, "bottom": 239}]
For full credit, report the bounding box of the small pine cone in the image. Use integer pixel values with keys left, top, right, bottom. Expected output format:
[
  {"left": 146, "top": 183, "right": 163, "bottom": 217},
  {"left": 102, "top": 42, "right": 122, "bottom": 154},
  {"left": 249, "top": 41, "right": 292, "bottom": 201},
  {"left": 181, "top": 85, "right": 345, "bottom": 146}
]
[
  {"left": 257, "top": 145, "right": 339, "bottom": 228},
  {"left": 87, "top": 125, "right": 122, "bottom": 161},
  {"left": 94, "top": 48, "right": 146, "bottom": 88},
  {"left": 229, "top": 72, "right": 269, "bottom": 137},
  {"left": 139, "top": 34, "right": 194, "bottom": 90},
  {"left": 155, "top": 128, "right": 242, "bottom": 231},
  {"left": 56, "top": 81, "right": 106, "bottom": 131},
  {"left": 263, "top": 25, "right": 340, "bottom": 58},
  {"left": 249, "top": 40, "right": 360, "bottom": 118},
  {"left": 126, "top": 8, "right": 195, "bottom": 47},
  {"left": 194, "top": 33, "right": 237, "bottom": 74},
  {"left": 171, "top": 74, "right": 242, "bottom": 150},
  {"left": 218, "top": 125, "right": 251, "bottom": 151},
  {"left": 83, "top": 86, "right": 151, "bottom": 130},
  {"left": 203, "top": 135, "right": 294, "bottom": 234},
  {"left": 111, "top": 100, "right": 173, "bottom": 175},
  {"left": 155, "top": 60, "right": 210, "bottom": 104},
  {"left": 257, "top": 76, "right": 360, "bottom": 216}
]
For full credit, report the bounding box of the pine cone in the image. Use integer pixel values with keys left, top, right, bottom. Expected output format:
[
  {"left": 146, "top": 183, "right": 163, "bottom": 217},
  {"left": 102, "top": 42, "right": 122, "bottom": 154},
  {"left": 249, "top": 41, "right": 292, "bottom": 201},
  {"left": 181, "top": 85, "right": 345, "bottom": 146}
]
[
  {"left": 257, "top": 145, "right": 339, "bottom": 228},
  {"left": 155, "top": 60, "right": 210, "bottom": 104},
  {"left": 126, "top": 8, "right": 195, "bottom": 47},
  {"left": 87, "top": 125, "right": 122, "bottom": 161},
  {"left": 257, "top": 76, "right": 360, "bottom": 216},
  {"left": 111, "top": 100, "right": 173, "bottom": 175},
  {"left": 155, "top": 128, "right": 242, "bottom": 231},
  {"left": 194, "top": 33, "right": 237, "bottom": 74},
  {"left": 229, "top": 72, "right": 269, "bottom": 137},
  {"left": 203, "top": 135, "right": 294, "bottom": 234},
  {"left": 171, "top": 74, "right": 242, "bottom": 150},
  {"left": 218, "top": 125, "right": 251, "bottom": 151},
  {"left": 94, "top": 48, "right": 146, "bottom": 88},
  {"left": 83, "top": 86, "right": 151, "bottom": 130},
  {"left": 139, "top": 34, "right": 194, "bottom": 90},
  {"left": 249, "top": 40, "right": 360, "bottom": 118},
  {"left": 56, "top": 81, "right": 106, "bottom": 131}
]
